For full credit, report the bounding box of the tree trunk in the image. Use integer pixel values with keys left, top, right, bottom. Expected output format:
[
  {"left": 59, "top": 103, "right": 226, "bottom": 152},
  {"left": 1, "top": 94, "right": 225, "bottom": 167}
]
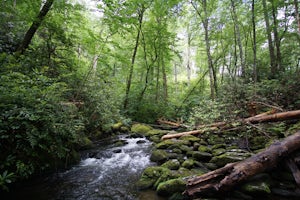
[
  {"left": 185, "top": 131, "right": 300, "bottom": 198},
  {"left": 230, "top": 0, "right": 245, "bottom": 77},
  {"left": 252, "top": 0, "right": 257, "bottom": 83},
  {"left": 271, "top": 0, "right": 282, "bottom": 72},
  {"left": 16, "top": 0, "right": 54, "bottom": 54},
  {"left": 262, "top": 0, "right": 277, "bottom": 77},
  {"left": 161, "top": 110, "right": 300, "bottom": 140},
  {"left": 294, "top": 0, "right": 300, "bottom": 34},
  {"left": 123, "top": 6, "right": 145, "bottom": 109}
]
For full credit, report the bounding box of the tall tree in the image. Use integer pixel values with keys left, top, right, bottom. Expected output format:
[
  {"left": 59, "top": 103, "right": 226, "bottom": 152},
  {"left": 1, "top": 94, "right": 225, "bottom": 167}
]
[
  {"left": 191, "top": 0, "right": 217, "bottom": 100},
  {"left": 16, "top": 0, "right": 54, "bottom": 54},
  {"left": 230, "top": 0, "right": 245, "bottom": 77},
  {"left": 262, "top": 0, "right": 277, "bottom": 77},
  {"left": 252, "top": 0, "right": 257, "bottom": 83},
  {"left": 124, "top": 5, "right": 146, "bottom": 109}
]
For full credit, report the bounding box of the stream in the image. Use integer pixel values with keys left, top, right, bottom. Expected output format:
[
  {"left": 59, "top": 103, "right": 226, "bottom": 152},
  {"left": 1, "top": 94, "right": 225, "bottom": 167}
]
[{"left": 4, "top": 134, "right": 165, "bottom": 200}]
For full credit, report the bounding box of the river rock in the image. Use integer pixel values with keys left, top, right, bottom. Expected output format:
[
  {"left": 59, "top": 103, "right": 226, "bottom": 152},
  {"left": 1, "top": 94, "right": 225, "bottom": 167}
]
[
  {"left": 212, "top": 148, "right": 226, "bottom": 156},
  {"left": 155, "top": 139, "right": 190, "bottom": 149},
  {"left": 137, "top": 166, "right": 170, "bottom": 190},
  {"left": 179, "top": 135, "right": 201, "bottom": 143},
  {"left": 150, "top": 149, "right": 169, "bottom": 163},
  {"left": 131, "top": 123, "right": 152, "bottom": 134},
  {"left": 156, "top": 178, "right": 186, "bottom": 196},
  {"left": 136, "top": 140, "right": 146, "bottom": 144},
  {"left": 191, "top": 151, "right": 212, "bottom": 162},
  {"left": 182, "top": 159, "right": 195, "bottom": 169},
  {"left": 112, "top": 149, "right": 122, "bottom": 153},
  {"left": 210, "top": 150, "right": 251, "bottom": 167},
  {"left": 198, "top": 145, "right": 211, "bottom": 153},
  {"left": 162, "top": 159, "right": 181, "bottom": 170}
]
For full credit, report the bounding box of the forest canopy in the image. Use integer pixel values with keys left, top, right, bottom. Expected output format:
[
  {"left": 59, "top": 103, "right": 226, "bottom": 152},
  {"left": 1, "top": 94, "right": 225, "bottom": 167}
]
[{"left": 0, "top": 0, "right": 299, "bottom": 191}]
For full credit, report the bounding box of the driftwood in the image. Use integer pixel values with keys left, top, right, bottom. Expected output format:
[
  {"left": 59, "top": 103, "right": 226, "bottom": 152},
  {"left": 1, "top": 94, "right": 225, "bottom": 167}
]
[
  {"left": 185, "top": 131, "right": 300, "bottom": 198},
  {"left": 161, "top": 110, "right": 300, "bottom": 140}
]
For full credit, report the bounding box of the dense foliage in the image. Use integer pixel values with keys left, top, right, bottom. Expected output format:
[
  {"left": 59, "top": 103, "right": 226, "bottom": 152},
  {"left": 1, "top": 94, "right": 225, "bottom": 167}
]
[{"left": 0, "top": 0, "right": 299, "bottom": 191}]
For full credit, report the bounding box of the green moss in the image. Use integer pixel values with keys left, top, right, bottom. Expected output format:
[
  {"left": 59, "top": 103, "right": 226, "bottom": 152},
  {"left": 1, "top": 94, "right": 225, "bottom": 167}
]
[
  {"left": 156, "top": 178, "right": 186, "bottom": 196},
  {"left": 161, "top": 159, "right": 180, "bottom": 170},
  {"left": 179, "top": 135, "right": 201, "bottom": 143},
  {"left": 155, "top": 139, "right": 190, "bottom": 149},
  {"left": 137, "top": 166, "right": 169, "bottom": 190},
  {"left": 131, "top": 123, "right": 152, "bottom": 134},
  {"left": 150, "top": 149, "right": 169, "bottom": 163},
  {"left": 198, "top": 145, "right": 211, "bottom": 153},
  {"left": 182, "top": 159, "right": 194, "bottom": 169}
]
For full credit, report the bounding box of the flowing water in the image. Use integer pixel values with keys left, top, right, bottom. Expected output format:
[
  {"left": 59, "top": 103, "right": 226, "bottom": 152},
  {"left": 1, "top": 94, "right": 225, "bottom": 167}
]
[{"left": 4, "top": 135, "right": 165, "bottom": 200}]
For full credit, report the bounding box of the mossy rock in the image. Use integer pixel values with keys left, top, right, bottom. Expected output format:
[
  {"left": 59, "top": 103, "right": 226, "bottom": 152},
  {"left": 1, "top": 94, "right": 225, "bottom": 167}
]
[
  {"left": 211, "top": 143, "right": 226, "bottom": 150},
  {"left": 149, "top": 135, "right": 161, "bottom": 143},
  {"left": 212, "top": 148, "right": 226, "bottom": 156},
  {"left": 156, "top": 178, "right": 186, "bottom": 197},
  {"left": 137, "top": 166, "right": 169, "bottom": 190},
  {"left": 179, "top": 135, "right": 201, "bottom": 143},
  {"left": 168, "top": 192, "right": 189, "bottom": 200},
  {"left": 241, "top": 181, "right": 271, "bottom": 195},
  {"left": 198, "top": 145, "right": 211, "bottom": 153},
  {"left": 210, "top": 151, "right": 250, "bottom": 167},
  {"left": 285, "top": 121, "right": 300, "bottom": 137},
  {"left": 179, "top": 145, "right": 192, "bottom": 153},
  {"left": 150, "top": 149, "right": 169, "bottom": 163},
  {"left": 182, "top": 159, "right": 195, "bottom": 169},
  {"left": 192, "top": 151, "right": 212, "bottom": 162},
  {"left": 153, "top": 168, "right": 178, "bottom": 189},
  {"left": 155, "top": 139, "right": 189, "bottom": 149},
  {"left": 131, "top": 123, "right": 152, "bottom": 134},
  {"left": 162, "top": 159, "right": 181, "bottom": 170},
  {"left": 145, "top": 129, "right": 168, "bottom": 138}
]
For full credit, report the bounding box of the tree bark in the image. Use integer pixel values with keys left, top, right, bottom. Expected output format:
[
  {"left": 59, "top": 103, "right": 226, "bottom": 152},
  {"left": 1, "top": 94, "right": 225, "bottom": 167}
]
[
  {"left": 230, "top": 0, "right": 245, "bottom": 77},
  {"left": 262, "top": 0, "right": 277, "bottom": 77},
  {"left": 252, "top": 0, "right": 257, "bottom": 83},
  {"left": 123, "top": 6, "right": 145, "bottom": 109},
  {"left": 16, "top": 0, "right": 54, "bottom": 54},
  {"left": 161, "top": 110, "right": 300, "bottom": 140},
  {"left": 185, "top": 131, "right": 300, "bottom": 198}
]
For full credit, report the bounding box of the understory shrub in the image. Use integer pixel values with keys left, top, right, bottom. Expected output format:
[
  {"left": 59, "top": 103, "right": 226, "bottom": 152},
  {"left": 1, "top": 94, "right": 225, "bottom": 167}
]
[{"left": 0, "top": 72, "right": 84, "bottom": 190}]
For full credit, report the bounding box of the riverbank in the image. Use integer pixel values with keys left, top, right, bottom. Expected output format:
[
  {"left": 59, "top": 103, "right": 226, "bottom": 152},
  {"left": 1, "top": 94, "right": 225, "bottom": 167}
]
[{"left": 133, "top": 123, "right": 300, "bottom": 200}]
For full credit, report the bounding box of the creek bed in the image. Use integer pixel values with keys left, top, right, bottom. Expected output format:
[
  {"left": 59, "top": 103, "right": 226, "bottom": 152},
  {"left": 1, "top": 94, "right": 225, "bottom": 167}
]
[{"left": 4, "top": 134, "right": 164, "bottom": 200}]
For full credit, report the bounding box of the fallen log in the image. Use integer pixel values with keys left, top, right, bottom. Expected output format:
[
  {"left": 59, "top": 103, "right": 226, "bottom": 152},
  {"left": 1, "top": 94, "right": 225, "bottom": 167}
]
[
  {"left": 161, "top": 127, "right": 218, "bottom": 140},
  {"left": 185, "top": 131, "right": 300, "bottom": 198},
  {"left": 161, "top": 109, "right": 300, "bottom": 140}
]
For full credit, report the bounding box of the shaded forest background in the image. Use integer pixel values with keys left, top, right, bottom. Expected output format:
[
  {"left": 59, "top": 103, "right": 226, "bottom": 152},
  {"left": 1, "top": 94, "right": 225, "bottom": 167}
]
[{"left": 0, "top": 0, "right": 299, "bottom": 190}]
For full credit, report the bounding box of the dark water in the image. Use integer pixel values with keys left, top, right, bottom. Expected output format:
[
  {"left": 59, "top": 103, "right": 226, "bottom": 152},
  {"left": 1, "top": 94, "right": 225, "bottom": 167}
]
[{"left": 4, "top": 135, "right": 165, "bottom": 200}]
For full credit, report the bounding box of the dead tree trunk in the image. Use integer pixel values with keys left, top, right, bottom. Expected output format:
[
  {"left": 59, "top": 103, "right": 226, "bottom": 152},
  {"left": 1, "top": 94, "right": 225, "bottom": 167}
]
[
  {"left": 161, "top": 110, "right": 300, "bottom": 140},
  {"left": 185, "top": 131, "right": 300, "bottom": 198}
]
